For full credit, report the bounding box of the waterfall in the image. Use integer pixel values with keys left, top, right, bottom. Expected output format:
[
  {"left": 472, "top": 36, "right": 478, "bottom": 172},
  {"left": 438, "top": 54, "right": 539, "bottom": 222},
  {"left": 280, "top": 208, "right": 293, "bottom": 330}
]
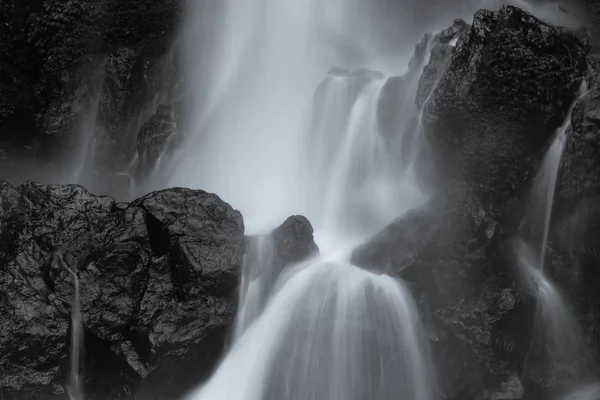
[
  {"left": 234, "top": 235, "right": 277, "bottom": 339},
  {"left": 519, "top": 80, "right": 589, "bottom": 272},
  {"left": 55, "top": 253, "right": 83, "bottom": 400},
  {"left": 165, "top": 0, "right": 587, "bottom": 398},
  {"left": 168, "top": 0, "right": 442, "bottom": 398},
  {"left": 187, "top": 260, "right": 435, "bottom": 400},
  {"left": 66, "top": 267, "right": 83, "bottom": 400},
  {"left": 515, "top": 80, "right": 596, "bottom": 393}
]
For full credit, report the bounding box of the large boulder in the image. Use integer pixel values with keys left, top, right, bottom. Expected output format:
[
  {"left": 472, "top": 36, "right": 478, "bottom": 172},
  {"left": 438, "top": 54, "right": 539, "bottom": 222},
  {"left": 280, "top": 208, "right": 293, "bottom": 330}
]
[
  {"left": 0, "top": 181, "right": 244, "bottom": 399},
  {"left": 351, "top": 186, "right": 533, "bottom": 400},
  {"left": 421, "top": 6, "right": 588, "bottom": 200}
]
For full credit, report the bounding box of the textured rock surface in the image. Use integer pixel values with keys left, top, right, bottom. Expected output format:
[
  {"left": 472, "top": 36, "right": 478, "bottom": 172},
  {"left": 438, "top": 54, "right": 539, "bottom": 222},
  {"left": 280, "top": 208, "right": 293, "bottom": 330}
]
[
  {"left": 269, "top": 215, "right": 319, "bottom": 268},
  {"left": 559, "top": 84, "right": 600, "bottom": 211},
  {"left": 352, "top": 185, "right": 532, "bottom": 400},
  {"left": 0, "top": 0, "right": 182, "bottom": 191},
  {"left": 240, "top": 215, "right": 319, "bottom": 327},
  {"left": 420, "top": 6, "right": 588, "bottom": 200},
  {"left": 0, "top": 181, "right": 244, "bottom": 399}
]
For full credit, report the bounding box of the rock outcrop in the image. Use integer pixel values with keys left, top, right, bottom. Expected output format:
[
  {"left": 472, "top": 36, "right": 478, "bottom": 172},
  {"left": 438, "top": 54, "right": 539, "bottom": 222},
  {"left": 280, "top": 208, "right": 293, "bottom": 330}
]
[
  {"left": 352, "top": 185, "right": 531, "bottom": 400},
  {"left": 420, "top": 5, "right": 588, "bottom": 200},
  {"left": 0, "top": 181, "right": 244, "bottom": 399},
  {"left": 354, "top": 7, "right": 597, "bottom": 400}
]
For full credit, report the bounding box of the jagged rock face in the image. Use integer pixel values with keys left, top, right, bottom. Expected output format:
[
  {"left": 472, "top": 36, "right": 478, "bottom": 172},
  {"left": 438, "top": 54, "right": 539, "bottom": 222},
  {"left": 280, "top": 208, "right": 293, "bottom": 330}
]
[
  {"left": 352, "top": 186, "right": 533, "bottom": 400},
  {"left": 0, "top": 181, "right": 244, "bottom": 399},
  {"left": 421, "top": 6, "right": 588, "bottom": 200}
]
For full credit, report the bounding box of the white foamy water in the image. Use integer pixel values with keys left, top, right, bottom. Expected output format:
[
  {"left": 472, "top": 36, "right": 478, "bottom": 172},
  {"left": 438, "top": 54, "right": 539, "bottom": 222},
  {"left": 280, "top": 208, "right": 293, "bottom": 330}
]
[
  {"left": 187, "top": 260, "right": 435, "bottom": 400},
  {"left": 171, "top": 0, "right": 439, "bottom": 398}
]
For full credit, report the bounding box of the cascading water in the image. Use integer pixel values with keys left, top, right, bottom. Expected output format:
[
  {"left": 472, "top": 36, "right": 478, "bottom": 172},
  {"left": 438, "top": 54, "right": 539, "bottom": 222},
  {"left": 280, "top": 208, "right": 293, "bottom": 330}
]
[
  {"left": 187, "top": 260, "right": 434, "bottom": 400},
  {"left": 515, "top": 80, "right": 597, "bottom": 393},
  {"left": 170, "top": 0, "right": 440, "bottom": 398},
  {"left": 66, "top": 268, "right": 82, "bottom": 400},
  {"left": 55, "top": 253, "right": 83, "bottom": 400},
  {"left": 234, "top": 235, "right": 277, "bottom": 339},
  {"left": 164, "top": 0, "right": 591, "bottom": 398},
  {"left": 518, "top": 80, "right": 588, "bottom": 271}
]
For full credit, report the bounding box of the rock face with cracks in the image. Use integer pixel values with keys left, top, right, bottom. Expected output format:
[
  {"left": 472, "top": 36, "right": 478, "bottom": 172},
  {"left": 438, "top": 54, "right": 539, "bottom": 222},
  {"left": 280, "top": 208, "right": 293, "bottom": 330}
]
[
  {"left": 0, "top": 181, "right": 321, "bottom": 399},
  {"left": 0, "top": 181, "right": 244, "bottom": 399}
]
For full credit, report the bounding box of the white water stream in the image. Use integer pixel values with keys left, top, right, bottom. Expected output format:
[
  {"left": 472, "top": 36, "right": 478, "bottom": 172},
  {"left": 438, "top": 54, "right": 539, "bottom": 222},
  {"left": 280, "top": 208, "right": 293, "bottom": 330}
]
[{"left": 515, "top": 81, "right": 598, "bottom": 394}]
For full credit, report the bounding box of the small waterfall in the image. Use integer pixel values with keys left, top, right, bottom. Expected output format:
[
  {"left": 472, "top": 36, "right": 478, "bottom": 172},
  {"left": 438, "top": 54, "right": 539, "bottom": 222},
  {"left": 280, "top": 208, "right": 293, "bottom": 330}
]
[
  {"left": 514, "top": 239, "right": 590, "bottom": 381},
  {"left": 187, "top": 259, "right": 435, "bottom": 400},
  {"left": 234, "top": 235, "right": 277, "bottom": 338},
  {"left": 306, "top": 71, "right": 426, "bottom": 243},
  {"left": 66, "top": 267, "right": 83, "bottom": 400},
  {"left": 519, "top": 80, "right": 588, "bottom": 272},
  {"left": 55, "top": 253, "right": 83, "bottom": 400},
  {"left": 515, "top": 80, "right": 595, "bottom": 392}
]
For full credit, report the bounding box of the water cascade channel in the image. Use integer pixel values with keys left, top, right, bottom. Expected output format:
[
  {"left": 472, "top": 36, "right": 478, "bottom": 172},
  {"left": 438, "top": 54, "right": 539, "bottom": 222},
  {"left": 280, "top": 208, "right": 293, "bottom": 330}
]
[{"left": 514, "top": 80, "right": 599, "bottom": 396}]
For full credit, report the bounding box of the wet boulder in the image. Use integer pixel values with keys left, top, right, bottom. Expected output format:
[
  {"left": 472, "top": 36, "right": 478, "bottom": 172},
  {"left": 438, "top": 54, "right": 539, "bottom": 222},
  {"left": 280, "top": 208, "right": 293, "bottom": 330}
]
[
  {"left": 421, "top": 5, "right": 588, "bottom": 199},
  {"left": 242, "top": 215, "right": 319, "bottom": 301},
  {"left": 351, "top": 186, "right": 533, "bottom": 400},
  {"left": 270, "top": 215, "right": 319, "bottom": 267},
  {"left": 0, "top": 181, "right": 244, "bottom": 399}
]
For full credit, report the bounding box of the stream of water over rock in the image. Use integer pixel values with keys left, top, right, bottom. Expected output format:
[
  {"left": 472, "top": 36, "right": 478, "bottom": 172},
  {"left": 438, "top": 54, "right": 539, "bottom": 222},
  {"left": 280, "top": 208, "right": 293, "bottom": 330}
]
[{"left": 515, "top": 80, "right": 598, "bottom": 395}]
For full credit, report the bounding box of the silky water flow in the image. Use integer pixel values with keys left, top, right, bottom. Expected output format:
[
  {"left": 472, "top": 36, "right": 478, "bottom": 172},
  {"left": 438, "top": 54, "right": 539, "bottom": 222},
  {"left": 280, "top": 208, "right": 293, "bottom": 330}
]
[
  {"left": 161, "top": 0, "right": 585, "bottom": 399},
  {"left": 514, "top": 81, "right": 599, "bottom": 395}
]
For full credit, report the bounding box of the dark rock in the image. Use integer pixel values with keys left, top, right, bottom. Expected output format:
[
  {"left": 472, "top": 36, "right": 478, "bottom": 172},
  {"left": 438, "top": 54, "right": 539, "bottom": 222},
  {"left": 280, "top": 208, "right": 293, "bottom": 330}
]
[
  {"left": 0, "top": 0, "right": 183, "bottom": 192},
  {"left": 236, "top": 215, "right": 319, "bottom": 336},
  {"left": 270, "top": 215, "right": 319, "bottom": 267},
  {"left": 421, "top": 6, "right": 588, "bottom": 200},
  {"left": 352, "top": 185, "right": 532, "bottom": 400},
  {"left": 416, "top": 20, "right": 470, "bottom": 109},
  {"left": 438, "top": 18, "right": 470, "bottom": 45},
  {"left": 0, "top": 181, "right": 244, "bottom": 399},
  {"left": 558, "top": 85, "right": 600, "bottom": 211},
  {"left": 242, "top": 215, "right": 319, "bottom": 298}
]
